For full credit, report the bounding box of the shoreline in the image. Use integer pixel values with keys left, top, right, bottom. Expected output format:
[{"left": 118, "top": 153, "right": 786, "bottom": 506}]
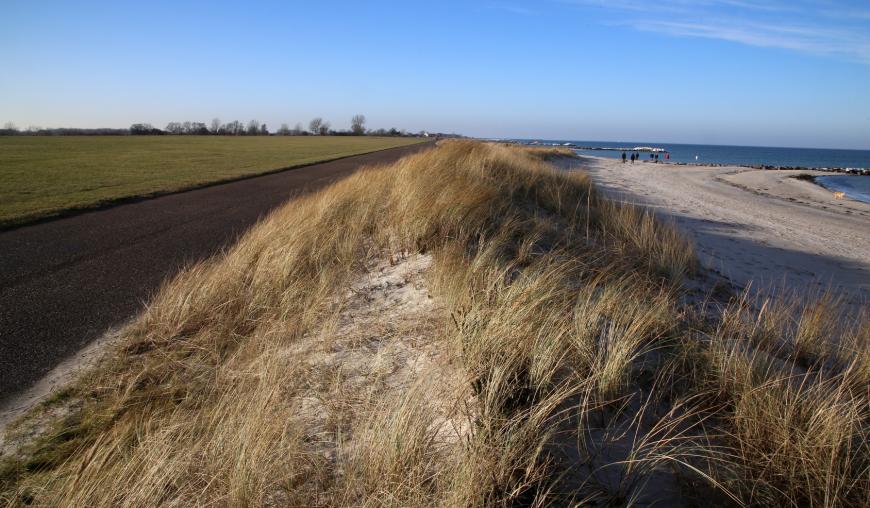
[
  {"left": 663, "top": 160, "right": 870, "bottom": 175},
  {"left": 600, "top": 154, "right": 870, "bottom": 175},
  {"left": 810, "top": 173, "right": 870, "bottom": 204},
  {"left": 495, "top": 140, "right": 870, "bottom": 174}
]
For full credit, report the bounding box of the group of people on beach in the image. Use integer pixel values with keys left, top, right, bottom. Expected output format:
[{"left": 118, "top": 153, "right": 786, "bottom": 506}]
[{"left": 621, "top": 152, "right": 668, "bottom": 164}]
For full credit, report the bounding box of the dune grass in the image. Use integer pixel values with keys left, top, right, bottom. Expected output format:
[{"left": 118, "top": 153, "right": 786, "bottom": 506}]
[
  {"left": 0, "top": 135, "right": 425, "bottom": 227},
  {"left": 0, "top": 141, "right": 866, "bottom": 507}
]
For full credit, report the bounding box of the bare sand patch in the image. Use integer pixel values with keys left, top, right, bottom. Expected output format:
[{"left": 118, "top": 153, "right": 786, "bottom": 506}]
[
  {"left": 287, "top": 252, "right": 467, "bottom": 453},
  {"left": 560, "top": 156, "right": 870, "bottom": 308}
]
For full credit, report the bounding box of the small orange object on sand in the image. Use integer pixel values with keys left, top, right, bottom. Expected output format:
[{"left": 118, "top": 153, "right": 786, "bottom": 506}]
[{"left": 833, "top": 191, "right": 845, "bottom": 199}]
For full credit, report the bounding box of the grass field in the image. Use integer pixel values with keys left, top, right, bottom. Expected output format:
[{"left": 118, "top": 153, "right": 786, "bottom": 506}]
[{"left": 0, "top": 136, "right": 426, "bottom": 227}]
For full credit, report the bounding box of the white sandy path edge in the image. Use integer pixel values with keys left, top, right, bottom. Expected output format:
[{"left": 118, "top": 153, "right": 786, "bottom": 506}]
[
  {"left": 0, "top": 325, "right": 124, "bottom": 434},
  {"left": 557, "top": 156, "right": 870, "bottom": 308}
]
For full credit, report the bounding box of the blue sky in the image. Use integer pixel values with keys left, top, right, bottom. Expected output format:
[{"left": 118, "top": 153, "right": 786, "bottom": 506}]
[{"left": 2, "top": 0, "right": 869, "bottom": 148}]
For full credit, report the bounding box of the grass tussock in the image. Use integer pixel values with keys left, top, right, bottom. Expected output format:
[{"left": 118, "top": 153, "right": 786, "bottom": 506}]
[
  {"left": 0, "top": 141, "right": 866, "bottom": 507},
  {"left": 692, "top": 295, "right": 870, "bottom": 507}
]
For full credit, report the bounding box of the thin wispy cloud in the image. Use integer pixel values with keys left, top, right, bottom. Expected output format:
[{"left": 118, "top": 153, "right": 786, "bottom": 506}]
[
  {"left": 486, "top": 3, "right": 538, "bottom": 16},
  {"left": 633, "top": 19, "right": 870, "bottom": 64},
  {"left": 561, "top": 0, "right": 870, "bottom": 64}
]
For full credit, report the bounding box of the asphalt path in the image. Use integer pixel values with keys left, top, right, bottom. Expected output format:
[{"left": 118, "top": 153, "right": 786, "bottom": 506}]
[{"left": 0, "top": 141, "right": 433, "bottom": 403}]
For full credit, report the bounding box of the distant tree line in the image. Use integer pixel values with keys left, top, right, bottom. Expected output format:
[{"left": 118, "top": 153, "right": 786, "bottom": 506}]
[
  {"left": 1, "top": 122, "right": 130, "bottom": 136},
  {"left": 1, "top": 117, "right": 462, "bottom": 138},
  {"left": 129, "top": 124, "right": 164, "bottom": 135},
  {"left": 139, "top": 114, "right": 420, "bottom": 137}
]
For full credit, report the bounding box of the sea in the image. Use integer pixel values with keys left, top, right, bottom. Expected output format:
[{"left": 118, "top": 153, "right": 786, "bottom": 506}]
[
  {"left": 815, "top": 176, "right": 870, "bottom": 204},
  {"left": 504, "top": 139, "right": 870, "bottom": 204}
]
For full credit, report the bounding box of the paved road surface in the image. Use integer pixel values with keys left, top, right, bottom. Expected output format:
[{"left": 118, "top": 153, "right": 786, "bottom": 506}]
[{"left": 0, "top": 141, "right": 432, "bottom": 403}]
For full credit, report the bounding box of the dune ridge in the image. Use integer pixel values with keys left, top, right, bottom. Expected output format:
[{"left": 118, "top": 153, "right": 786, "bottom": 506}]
[{"left": 1, "top": 142, "right": 866, "bottom": 507}]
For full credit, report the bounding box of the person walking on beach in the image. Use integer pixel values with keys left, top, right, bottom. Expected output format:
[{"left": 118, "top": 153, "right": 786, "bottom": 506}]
[{"left": 622, "top": 152, "right": 627, "bottom": 163}]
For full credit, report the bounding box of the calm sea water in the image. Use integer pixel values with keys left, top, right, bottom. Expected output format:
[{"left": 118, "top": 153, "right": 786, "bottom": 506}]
[
  {"left": 509, "top": 139, "right": 870, "bottom": 169},
  {"left": 814, "top": 176, "right": 870, "bottom": 204}
]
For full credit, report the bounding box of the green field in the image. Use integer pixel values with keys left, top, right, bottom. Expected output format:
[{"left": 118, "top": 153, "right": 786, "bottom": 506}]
[{"left": 0, "top": 136, "right": 426, "bottom": 227}]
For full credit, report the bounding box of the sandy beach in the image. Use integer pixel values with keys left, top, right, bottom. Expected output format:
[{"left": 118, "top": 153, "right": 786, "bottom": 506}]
[{"left": 565, "top": 156, "right": 870, "bottom": 307}]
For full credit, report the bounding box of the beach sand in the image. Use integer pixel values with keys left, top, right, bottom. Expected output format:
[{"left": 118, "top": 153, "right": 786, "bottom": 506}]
[{"left": 562, "top": 156, "right": 870, "bottom": 307}]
